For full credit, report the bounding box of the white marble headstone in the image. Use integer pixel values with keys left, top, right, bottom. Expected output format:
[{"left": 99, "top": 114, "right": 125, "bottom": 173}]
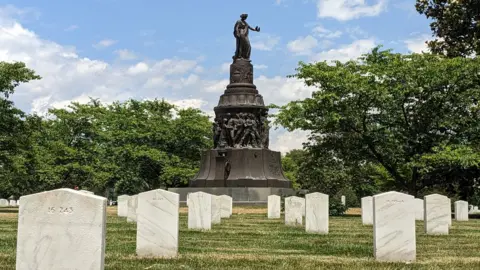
[
  {"left": 424, "top": 194, "right": 449, "bottom": 235},
  {"left": 188, "top": 192, "right": 212, "bottom": 230},
  {"left": 80, "top": 190, "right": 94, "bottom": 195},
  {"left": 9, "top": 200, "right": 16, "bottom": 207},
  {"left": 361, "top": 196, "right": 373, "bottom": 225},
  {"left": 341, "top": 195, "right": 346, "bottom": 206},
  {"left": 136, "top": 189, "right": 179, "bottom": 258},
  {"left": 267, "top": 195, "right": 281, "bottom": 219},
  {"left": 0, "top": 199, "right": 8, "bottom": 207},
  {"left": 305, "top": 192, "right": 329, "bottom": 234},
  {"left": 219, "top": 195, "right": 232, "bottom": 218},
  {"left": 127, "top": 195, "right": 138, "bottom": 223},
  {"left": 447, "top": 198, "right": 452, "bottom": 227},
  {"left": 285, "top": 196, "right": 303, "bottom": 226},
  {"left": 414, "top": 198, "right": 424, "bottom": 221},
  {"left": 301, "top": 197, "right": 306, "bottom": 217},
  {"left": 117, "top": 195, "right": 129, "bottom": 217},
  {"left": 373, "top": 191, "right": 415, "bottom": 262},
  {"left": 454, "top": 200, "right": 468, "bottom": 221},
  {"left": 16, "top": 188, "right": 107, "bottom": 270},
  {"left": 211, "top": 196, "right": 221, "bottom": 224}
]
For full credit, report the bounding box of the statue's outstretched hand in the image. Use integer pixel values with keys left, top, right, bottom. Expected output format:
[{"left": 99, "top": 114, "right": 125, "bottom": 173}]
[{"left": 255, "top": 26, "right": 260, "bottom": 32}]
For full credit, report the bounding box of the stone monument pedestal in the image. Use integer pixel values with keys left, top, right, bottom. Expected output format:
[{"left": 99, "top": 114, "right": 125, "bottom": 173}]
[
  {"left": 175, "top": 22, "right": 296, "bottom": 202},
  {"left": 190, "top": 148, "right": 291, "bottom": 188},
  {"left": 168, "top": 187, "right": 294, "bottom": 204}
]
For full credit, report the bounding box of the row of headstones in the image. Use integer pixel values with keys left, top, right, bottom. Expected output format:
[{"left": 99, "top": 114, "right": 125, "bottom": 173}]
[
  {"left": 269, "top": 192, "right": 469, "bottom": 262},
  {"left": 358, "top": 192, "right": 468, "bottom": 262},
  {"left": 361, "top": 194, "right": 468, "bottom": 231},
  {"left": 15, "top": 187, "right": 195, "bottom": 269},
  {"left": 468, "top": 204, "right": 480, "bottom": 214},
  {"left": 266, "top": 194, "right": 330, "bottom": 234},
  {"left": 117, "top": 191, "right": 233, "bottom": 231},
  {"left": 0, "top": 199, "right": 19, "bottom": 207}
]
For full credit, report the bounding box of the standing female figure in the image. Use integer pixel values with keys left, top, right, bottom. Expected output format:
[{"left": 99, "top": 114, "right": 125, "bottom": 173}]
[{"left": 233, "top": 14, "right": 260, "bottom": 60}]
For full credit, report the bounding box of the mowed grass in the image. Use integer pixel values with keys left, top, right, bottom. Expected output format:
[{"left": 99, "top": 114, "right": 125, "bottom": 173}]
[{"left": 1, "top": 207, "right": 480, "bottom": 269}]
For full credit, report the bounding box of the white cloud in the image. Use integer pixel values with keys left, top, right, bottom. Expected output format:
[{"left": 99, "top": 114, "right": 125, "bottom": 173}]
[
  {"left": 346, "top": 26, "right": 369, "bottom": 39},
  {"left": 93, "top": 39, "right": 117, "bottom": 49},
  {"left": 287, "top": 35, "right": 318, "bottom": 55},
  {"left": 311, "top": 39, "right": 376, "bottom": 63},
  {"left": 64, "top": 25, "right": 79, "bottom": 32},
  {"left": 220, "top": 62, "right": 230, "bottom": 73},
  {"left": 317, "top": 0, "right": 388, "bottom": 21},
  {"left": 251, "top": 34, "right": 280, "bottom": 51},
  {"left": 0, "top": 5, "right": 41, "bottom": 24},
  {"left": 404, "top": 34, "right": 431, "bottom": 53},
  {"left": 127, "top": 62, "right": 149, "bottom": 75},
  {"left": 312, "top": 25, "right": 342, "bottom": 39},
  {"left": 114, "top": 49, "right": 137, "bottom": 60},
  {"left": 269, "top": 129, "right": 309, "bottom": 154},
  {"left": 0, "top": 6, "right": 312, "bottom": 153},
  {"left": 255, "top": 76, "right": 315, "bottom": 106},
  {"left": 254, "top": 64, "right": 268, "bottom": 70},
  {"left": 169, "top": 98, "right": 207, "bottom": 110}
]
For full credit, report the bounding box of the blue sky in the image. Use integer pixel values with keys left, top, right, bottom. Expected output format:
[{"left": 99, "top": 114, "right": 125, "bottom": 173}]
[{"left": 0, "top": 0, "right": 433, "bottom": 153}]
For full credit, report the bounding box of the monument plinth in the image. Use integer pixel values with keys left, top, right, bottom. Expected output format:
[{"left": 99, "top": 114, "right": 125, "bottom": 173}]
[{"left": 169, "top": 14, "right": 294, "bottom": 203}]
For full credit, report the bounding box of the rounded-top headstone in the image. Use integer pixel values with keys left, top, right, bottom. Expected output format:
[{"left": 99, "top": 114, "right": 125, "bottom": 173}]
[
  {"left": 16, "top": 188, "right": 107, "bottom": 270},
  {"left": 373, "top": 191, "right": 415, "bottom": 262}
]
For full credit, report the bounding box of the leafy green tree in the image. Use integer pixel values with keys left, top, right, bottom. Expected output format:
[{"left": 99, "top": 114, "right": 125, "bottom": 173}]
[
  {"left": 275, "top": 48, "right": 480, "bottom": 199},
  {"left": 281, "top": 149, "right": 307, "bottom": 189},
  {"left": 0, "top": 62, "right": 40, "bottom": 198},
  {"left": 416, "top": 0, "right": 480, "bottom": 57},
  {"left": 40, "top": 98, "right": 211, "bottom": 196}
]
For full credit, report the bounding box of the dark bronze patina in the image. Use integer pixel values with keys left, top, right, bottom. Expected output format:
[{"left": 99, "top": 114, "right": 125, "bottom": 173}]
[{"left": 189, "top": 15, "right": 291, "bottom": 188}]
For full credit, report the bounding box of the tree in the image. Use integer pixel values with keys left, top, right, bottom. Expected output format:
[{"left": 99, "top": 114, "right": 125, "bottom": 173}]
[
  {"left": 40, "top": 98, "right": 212, "bottom": 196},
  {"left": 274, "top": 48, "right": 480, "bottom": 199},
  {"left": 0, "top": 62, "right": 40, "bottom": 198},
  {"left": 416, "top": 0, "right": 480, "bottom": 57},
  {"left": 281, "top": 149, "right": 307, "bottom": 190}
]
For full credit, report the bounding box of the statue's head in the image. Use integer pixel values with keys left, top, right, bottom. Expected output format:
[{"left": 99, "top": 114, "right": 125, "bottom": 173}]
[{"left": 240, "top": 14, "right": 248, "bottom": 20}]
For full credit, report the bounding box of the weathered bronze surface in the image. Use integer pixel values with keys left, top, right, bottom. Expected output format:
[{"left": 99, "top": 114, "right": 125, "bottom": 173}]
[{"left": 189, "top": 15, "right": 291, "bottom": 189}]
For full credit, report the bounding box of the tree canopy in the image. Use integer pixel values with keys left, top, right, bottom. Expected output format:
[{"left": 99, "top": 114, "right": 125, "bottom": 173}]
[
  {"left": 275, "top": 48, "right": 480, "bottom": 200},
  {"left": 0, "top": 61, "right": 211, "bottom": 199},
  {"left": 416, "top": 0, "right": 480, "bottom": 57}
]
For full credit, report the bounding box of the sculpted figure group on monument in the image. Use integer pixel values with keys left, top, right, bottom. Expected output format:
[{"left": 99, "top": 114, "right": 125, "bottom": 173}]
[{"left": 213, "top": 113, "right": 269, "bottom": 149}]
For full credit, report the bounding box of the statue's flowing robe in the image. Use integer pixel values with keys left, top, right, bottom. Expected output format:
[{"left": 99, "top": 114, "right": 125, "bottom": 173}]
[{"left": 233, "top": 20, "right": 251, "bottom": 59}]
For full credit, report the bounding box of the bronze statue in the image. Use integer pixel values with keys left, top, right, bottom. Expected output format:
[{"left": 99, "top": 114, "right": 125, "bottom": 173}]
[{"left": 233, "top": 14, "right": 260, "bottom": 60}]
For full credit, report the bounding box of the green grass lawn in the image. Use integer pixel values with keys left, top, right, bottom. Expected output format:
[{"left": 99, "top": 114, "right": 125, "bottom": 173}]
[{"left": 1, "top": 207, "right": 480, "bottom": 269}]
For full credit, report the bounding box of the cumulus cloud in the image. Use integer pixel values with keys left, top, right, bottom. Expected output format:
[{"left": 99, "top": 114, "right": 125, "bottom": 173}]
[
  {"left": 317, "top": 0, "right": 388, "bottom": 21},
  {"left": 254, "top": 64, "right": 268, "bottom": 70},
  {"left": 404, "top": 34, "right": 431, "bottom": 53},
  {"left": 127, "top": 62, "right": 149, "bottom": 75},
  {"left": 251, "top": 34, "right": 280, "bottom": 51},
  {"left": 64, "top": 25, "right": 79, "bottom": 32},
  {"left": 0, "top": 6, "right": 310, "bottom": 153},
  {"left": 269, "top": 129, "right": 310, "bottom": 154},
  {"left": 312, "top": 25, "right": 342, "bottom": 39},
  {"left": 114, "top": 49, "right": 137, "bottom": 60},
  {"left": 287, "top": 35, "right": 318, "bottom": 55},
  {"left": 311, "top": 39, "right": 376, "bottom": 63},
  {"left": 93, "top": 39, "right": 117, "bottom": 49}
]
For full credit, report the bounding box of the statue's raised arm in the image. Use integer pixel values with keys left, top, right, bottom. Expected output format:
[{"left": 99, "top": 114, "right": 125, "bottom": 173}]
[{"left": 233, "top": 14, "right": 260, "bottom": 61}]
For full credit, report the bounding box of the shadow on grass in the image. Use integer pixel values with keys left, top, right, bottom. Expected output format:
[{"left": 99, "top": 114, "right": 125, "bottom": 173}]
[{"left": 0, "top": 208, "right": 18, "bottom": 214}]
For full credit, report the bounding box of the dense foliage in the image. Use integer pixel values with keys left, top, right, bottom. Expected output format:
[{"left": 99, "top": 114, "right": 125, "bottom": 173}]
[
  {"left": 416, "top": 0, "right": 480, "bottom": 57},
  {"left": 276, "top": 48, "right": 480, "bottom": 201},
  {"left": 0, "top": 62, "right": 211, "bottom": 199}
]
